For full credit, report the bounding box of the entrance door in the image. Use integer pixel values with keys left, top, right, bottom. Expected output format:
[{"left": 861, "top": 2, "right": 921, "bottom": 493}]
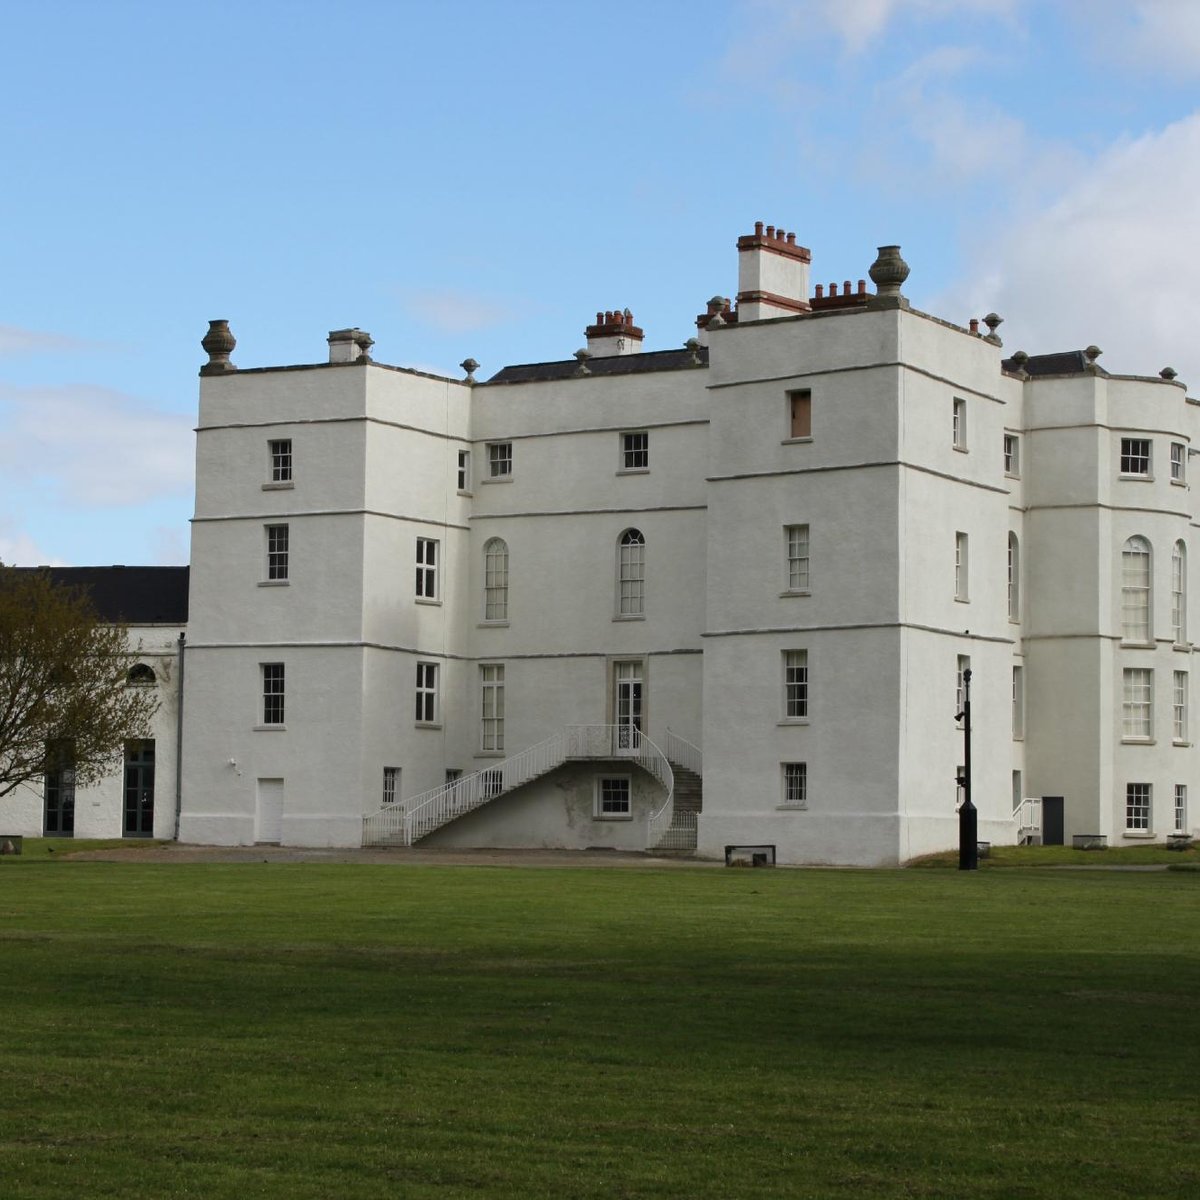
[
  {"left": 1042, "top": 796, "right": 1064, "bottom": 846},
  {"left": 43, "top": 746, "right": 75, "bottom": 837},
  {"left": 256, "top": 778, "right": 284, "bottom": 844},
  {"left": 123, "top": 740, "right": 155, "bottom": 838},
  {"left": 613, "top": 661, "right": 643, "bottom": 752}
]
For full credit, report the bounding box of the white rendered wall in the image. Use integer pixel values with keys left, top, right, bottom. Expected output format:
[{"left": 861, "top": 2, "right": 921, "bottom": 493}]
[{"left": 6, "top": 624, "right": 183, "bottom": 841}]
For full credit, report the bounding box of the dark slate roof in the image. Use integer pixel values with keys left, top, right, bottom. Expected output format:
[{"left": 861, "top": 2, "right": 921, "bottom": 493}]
[
  {"left": 1001, "top": 350, "right": 1096, "bottom": 377},
  {"left": 486, "top": 346, "right": 708, "bottom": 385},
  {"left": 8, "top": 566, "right": 189, "bottom": 624}
]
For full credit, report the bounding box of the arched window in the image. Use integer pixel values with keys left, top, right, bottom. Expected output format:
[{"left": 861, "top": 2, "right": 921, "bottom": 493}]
[
  {"left": 1172, "top": 540, "right": 1187, "bottom": 645},
  {"left": 1007, "top": 533, "right": 1020, "bottom": 622},
  {"left": 126, "top": 663, "right": 156, "bottom": 686},
  {"left": 483, "top": 538, "right": 509, "bottom": 622},
  {"left": 1121, "top": 536, "right": 1152, "bottom": 642},
  {"left": 618, "top": 529, "right": 645, "bottom": 616}
]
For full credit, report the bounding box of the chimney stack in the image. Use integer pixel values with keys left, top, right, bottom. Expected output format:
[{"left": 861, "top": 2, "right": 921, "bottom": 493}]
[
  {"left": 327, "top": 328, "right": 374, "bottom": 363},
  {"left": 735, "top": 222, "right": 812, "bottom": 321},
  {"left": 584, "top": 308, "right": 643, "bottom": 357}
]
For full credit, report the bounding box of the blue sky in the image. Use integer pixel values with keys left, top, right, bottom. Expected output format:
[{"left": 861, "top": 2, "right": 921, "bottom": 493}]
[{"left": 2, "top": 0, "right": 1198, "bottom": 566}]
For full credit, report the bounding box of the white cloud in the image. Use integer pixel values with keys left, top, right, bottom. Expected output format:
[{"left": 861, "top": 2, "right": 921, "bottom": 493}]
[
  {"left": 0, "top": 383, "right": 194, "bottom": 507},
  {"left": 930, "top": 111, "right": 1200, "bottom": 384},
  {"left": 1071, "top": 0, "right": 1200, "bottom": 78},
  {"left": 0, "top": 324, "right": 96, "bottom": 358},
  {"left": 0, "top": 520, "right": 62, "bottom": 567},
  {"left": 811, "top": 0, "right": 1022, "bottom": 54}
]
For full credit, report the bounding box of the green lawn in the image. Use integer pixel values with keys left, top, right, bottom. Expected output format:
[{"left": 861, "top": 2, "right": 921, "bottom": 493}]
[
  {"left": 910, "top": 841, "right": 1199, "bottom": 868},
  {"left": 0, "top": 861, "right": 1196, "bottom": 1199}
]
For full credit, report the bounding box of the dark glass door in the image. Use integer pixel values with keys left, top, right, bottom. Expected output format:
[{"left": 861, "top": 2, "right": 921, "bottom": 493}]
[{"left": 124, "top": 740, "right": 155, "bottom": 838}]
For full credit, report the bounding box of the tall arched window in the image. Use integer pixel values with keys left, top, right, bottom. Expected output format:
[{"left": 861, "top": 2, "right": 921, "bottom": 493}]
[
  {"left": 483, "top": 538, "right": 509, "bottom": 622},
  {"left": 1121, "top": 536, "right": 1152, "bottom": 642},
  {"left": 1172, "top": 540, "right": 1187, "bottom": 645},
  {"left": 618, "top": 529, "right": 645, "bottom": 616},
  {"left": 1007, "top": 533, "right": 1020, "bottom": 622}
]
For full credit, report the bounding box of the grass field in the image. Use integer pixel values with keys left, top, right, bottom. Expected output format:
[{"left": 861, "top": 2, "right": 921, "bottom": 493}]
[{"left": 1, "top": 858, "right": 1197, "bottom": 1198}]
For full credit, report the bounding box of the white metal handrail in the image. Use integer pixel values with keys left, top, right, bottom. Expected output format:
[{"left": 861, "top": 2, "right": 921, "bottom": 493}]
[
  {"left": 664, "top": 729, "right": 702, "bottom": 776},
  {"left": 362, "top": 724, "right": 676, "bottom": 848},
  {"left": 1014, "top": 796, "right": 1041, "bottom": 839}
]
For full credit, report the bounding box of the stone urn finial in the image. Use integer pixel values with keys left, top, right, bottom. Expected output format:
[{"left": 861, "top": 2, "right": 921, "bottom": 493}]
[
  {"left": 684, "top": 337, "right": 702, "bottom": 366},
  {"left": 1009, "top": 350, "right": 1030, "bottom": 378},
  {"left": 867, "top": 246, "right": 910, "bottom": 309},
  {"left": 982, "top": 312, "right": 1004, "bottom": 346},
  {"left": 460, "top": 357, "right": 480, "bottom": 384},
  {"left": 573, "top": 348, "right": 592, "bottom": 377},
  {"left": 1161, "top": 366, "right": 1178, "bottom": 381},
  {"left": 200, "top": 319, "right": 237, "bottom": 375}
]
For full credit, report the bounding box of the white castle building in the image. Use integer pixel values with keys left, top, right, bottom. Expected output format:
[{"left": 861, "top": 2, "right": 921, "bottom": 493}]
[{"left": 8, "top": 225, "right": 1198, "bottom": 864}]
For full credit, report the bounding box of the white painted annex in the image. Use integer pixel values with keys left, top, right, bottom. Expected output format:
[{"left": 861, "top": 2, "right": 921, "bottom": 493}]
[
  {"left": 9, "top": 225, "right": 1198, "bottom": 864},
  {"left": 6, "top": 568, "right": 187, "bottom": 842}
]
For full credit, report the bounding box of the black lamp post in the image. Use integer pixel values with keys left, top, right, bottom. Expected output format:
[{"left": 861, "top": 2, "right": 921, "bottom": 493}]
[{"left": 957, "top": 667, "right": 978, "bottom": 871}]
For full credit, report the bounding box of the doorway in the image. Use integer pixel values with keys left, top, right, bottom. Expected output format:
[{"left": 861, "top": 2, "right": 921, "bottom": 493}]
[
  {"left": 612, "top": 661, "right": 644, "bottom": 752},
  {"left": 256, "top": 778, "right": 284, "bottom": 844},
  {"left": 123, "top": 740, "right": 155, "bottom": 838},
  {"left": 1042, "top": 796, "right": 1064, "bottom": 846}
]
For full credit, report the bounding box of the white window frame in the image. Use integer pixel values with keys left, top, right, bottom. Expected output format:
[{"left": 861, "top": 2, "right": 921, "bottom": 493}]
[
  {"left": 1003, "top": 433, "right": 1020, "bottom": 477},
  {"left": 956, "top": 656, "right": 971, "bottom": 722},
  {"left": 382, "top": 766, "right": 399, "bottom": 807},
  {"left": 1121, "top": 536, "right": 1152, "bottom": 643},
  {"left": 952, "top": 398, "right": 967, "bottom": 451},
  {"left": 261, "top": 663, "right": 285, "bottom": 726},
  {"left": 955, "top": 532, "right": 969, "bottom": 602},
  {"left": 1170, "top": 442, "right": 1185, "bottom": 484},
  {"left": 1122, "top": 667, "right": 1153, "bottom": 741},
  {"left": 782, "top": 650, "right": 809, "bottom": 721},
  {"left": 480, "top": 663, "right": 505, "bottom": 753},
  {"left": 265, "top": 523, "right": 289, "bottom": 582},
  {"left": 781, "top": 762, "right": 808, "bottom": 809},
  {"left": 594, "top": 775, "right": 632, "bottom": 820},
  {"left": 1173, "top": 670, "right": 1188, "bottom": 743},
  {"left": 1126, "top": 782, "right": 1151, "bottom": 832},
  {"left": 1007, "top": 532, "right": 1019, "bottom": 621},
  {"left": 457, "top": 449, "right": 471, "bottom": 493},
  {"left": 620, "top": 430, "right": 649, "bottom": 472},
  {"left": 487, "top": 442, "right": 513, "bottom": 479},
  {"left": 1174, "top": 784, "right": 1188, "bottom": 834},
  {"left": 1012, "top": 665, "right": 1024, "bottom": 739},
  {"left": 483, "top": 538, "right": 509, "bottom": 622},
  {"left": 784, "top": 524, "right": 810, "bottom": 594},
  {"left": 268, "top": 438, "right": 293, "bottom": 485},
  {"left": 1120, "top": 438, "right": 1151, "bottom": 477},
  {"left": 415, "top": 661, "right": 439, "bottom": 726},
  {"left": 617, "top": 528, "right": 645, "bottom": 617},
  {"left": 1172, "top": 541, "right": 1187, "bottom": 645},
  {"left": 416, "top": 537, "right": 439, "bottom": 602}
]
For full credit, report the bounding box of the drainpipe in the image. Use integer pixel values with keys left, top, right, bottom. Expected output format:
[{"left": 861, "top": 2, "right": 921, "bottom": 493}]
[{"left": 173, "top": 631, "right": 185, "bottom": 841}]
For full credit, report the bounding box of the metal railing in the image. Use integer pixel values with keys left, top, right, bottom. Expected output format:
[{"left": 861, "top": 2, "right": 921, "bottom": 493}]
[
  {"left": 1014, "top": 796, "right": 1041, "bottom": 842},
  {"left": 653, "top": 809, "right": 698, "bottom": 851},
  {"left": 362, "top": 724, "right": 676, "bottom": 848},
  {"left": 664, "top": 729, "right": 703, "bottom": 776}
]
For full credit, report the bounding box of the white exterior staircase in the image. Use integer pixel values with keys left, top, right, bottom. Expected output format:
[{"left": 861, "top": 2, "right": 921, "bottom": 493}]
[
  {"left": 362, "top": 725, "right": 698, "bottom": 850},
  {"left": 1014, "top": 796, "right": 1042, "bottom": 845}
]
